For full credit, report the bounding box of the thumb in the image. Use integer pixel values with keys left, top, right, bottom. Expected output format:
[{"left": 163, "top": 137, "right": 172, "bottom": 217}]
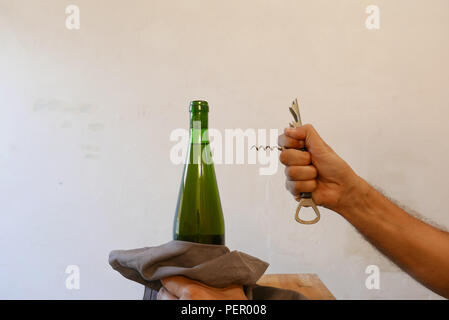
[{"left": 284, "top": 124, "right": 328, "bottom": 153}]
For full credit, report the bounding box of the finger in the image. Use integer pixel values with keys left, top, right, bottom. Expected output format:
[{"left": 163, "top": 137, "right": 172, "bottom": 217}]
[
  {"left": 284, "top": 127, "right": 305, "bottom": 139},
  {"left": 157, "top": 286, "right": 178, "bottom": 300},
  {"left": 285, "top": 165, "right": 317, "bottom": 181},
  {"left": 279, "top": 149, "right": 311, "bottom": 166},
  {"left": 278, "top": 134, "right": 305, "bottom": 149},
  {"left": 285, "top": 124, "right": 327, "bottom": 151},
  {"left": 285, "top": 180, "right": 317, "bottom": 195},
  {"left": 161, "top": 276, "right": 194, "bottom": 298}
]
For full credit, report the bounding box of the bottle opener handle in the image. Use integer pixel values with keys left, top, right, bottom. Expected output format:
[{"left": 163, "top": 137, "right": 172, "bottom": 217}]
[
  {"left": 290, "top": 99, "right": 321, "bottom": 225},
  {"left": 295, "top": 193, "right": 321, "bottom": 225}
]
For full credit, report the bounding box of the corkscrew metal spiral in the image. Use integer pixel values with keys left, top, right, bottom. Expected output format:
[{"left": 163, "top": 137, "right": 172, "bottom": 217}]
[
  {"left": 250, "top": 145, "right": 282, "bottom": 151},
  {"left": 252, "top": 99, "right": 321, "bottom": 225}
]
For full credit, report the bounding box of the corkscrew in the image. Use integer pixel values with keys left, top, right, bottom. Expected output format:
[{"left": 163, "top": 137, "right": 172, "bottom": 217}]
[
  {"left": 288, "top": 98, "right": 320, "bottom": 224},
  {"left": 252, "top": 99, "right": 321, "bottom": 225},
  {"left": 250, "top": 145, "right": 282, "bottom": 151}
]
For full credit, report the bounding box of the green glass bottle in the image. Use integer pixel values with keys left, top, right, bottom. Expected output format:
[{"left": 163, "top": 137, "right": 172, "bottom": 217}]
[{"left": 173, "top": 100, "right": 225, "bottom": 245}]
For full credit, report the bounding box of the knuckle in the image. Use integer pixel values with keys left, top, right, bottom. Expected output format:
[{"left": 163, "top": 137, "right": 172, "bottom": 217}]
[
  {"left": 277, "top": 134, "right": 284, "bottom": 146},
  {"left": 310, "top": 166, "right": 318, "bottom": 178},
  {"left": 181, "top": 285, "right": 193, "bottom": 297},
  {"left": 295, "top": 180, "right": 315, "bottom": 193},
  {"left": 182, "top": 289, "right": 193, "bottom": 300},
  {"left": 182, "top": 292, "right": 192, "bottom": 300},
  {"left": 302, "top": 180, "right": 317, "bottom": 192},
  {"left": 303, "top": 123, "right": 314, "bottom": 131},
  {"left": 279, "top": 150, "right": 288, "bottom": 164},
  {"left": 285, "top": 166, "right": 294, "bottom": 179},
  {"left": 303, "top": 151, "right": 312, "bottom": 163},
  {"left": 184, "top": 286, "right": 204, "bottom": 300},
  {"left": 292, "top": 181, "right": 301, "bottom": 194}
]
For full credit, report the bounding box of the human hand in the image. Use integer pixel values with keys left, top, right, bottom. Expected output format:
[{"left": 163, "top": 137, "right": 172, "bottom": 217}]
[
  {"left": 157, "top": 276, "right": 248, "bottom": 300},
  {"left": 278, "top": 124, "right": 362, "bottom": 212}
]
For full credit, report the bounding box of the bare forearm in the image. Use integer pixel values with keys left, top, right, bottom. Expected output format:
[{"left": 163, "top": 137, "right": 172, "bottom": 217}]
[
  {"left": 278, "top": 125, "right": 449, "bottom": 297},
  {"left": 337, "top": 177, "right": 449, "bottom": 298}
]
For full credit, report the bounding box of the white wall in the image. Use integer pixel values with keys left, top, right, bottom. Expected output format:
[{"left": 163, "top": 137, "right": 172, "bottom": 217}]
[{"left": 1, "top": 0, "right": 448, "bottom": 299}]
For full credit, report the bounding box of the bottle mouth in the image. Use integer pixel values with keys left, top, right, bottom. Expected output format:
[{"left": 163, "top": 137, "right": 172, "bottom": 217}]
[{"left": 190, "top": 100, "right": 209, "bottom": 113}]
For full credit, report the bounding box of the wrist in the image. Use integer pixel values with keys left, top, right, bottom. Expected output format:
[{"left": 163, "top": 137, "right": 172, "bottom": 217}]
[{"left": 334, "top": 174, "right": 373, "bottom": 217}]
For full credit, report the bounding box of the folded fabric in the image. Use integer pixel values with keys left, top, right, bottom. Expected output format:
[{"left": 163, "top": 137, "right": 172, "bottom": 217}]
[{"left": 109, "top": 240, "right": 306, "bottom": 300}]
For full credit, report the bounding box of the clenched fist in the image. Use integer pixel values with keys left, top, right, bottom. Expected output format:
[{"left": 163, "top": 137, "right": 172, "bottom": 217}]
[{"left": 278, "top": 124, "right": 362, "bottom": 213}]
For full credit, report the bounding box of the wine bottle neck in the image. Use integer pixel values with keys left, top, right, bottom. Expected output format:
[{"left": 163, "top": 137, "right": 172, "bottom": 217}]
[{"left": 190, "top": 112, "right": 209, "bottom": 144}]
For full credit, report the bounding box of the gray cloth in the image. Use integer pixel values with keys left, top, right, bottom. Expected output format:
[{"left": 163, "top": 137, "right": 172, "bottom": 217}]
[{"left": 109, "top": 240, "right": 307, "bottom": 300}]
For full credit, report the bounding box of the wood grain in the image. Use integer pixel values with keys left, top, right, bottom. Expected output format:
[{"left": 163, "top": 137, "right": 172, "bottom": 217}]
[{"left": 257, "top": 274, "right": 335, "bottom": 300}]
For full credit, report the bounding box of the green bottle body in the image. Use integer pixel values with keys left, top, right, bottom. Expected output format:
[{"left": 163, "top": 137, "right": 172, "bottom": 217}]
[{"left": 173, "top": 101, "right": 225, "bottom": 245}]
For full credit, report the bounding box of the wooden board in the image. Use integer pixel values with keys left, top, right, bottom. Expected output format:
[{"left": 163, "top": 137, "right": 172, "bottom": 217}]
[{"left": 257, "top": 274, "right": 335, "bottom": 300}]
